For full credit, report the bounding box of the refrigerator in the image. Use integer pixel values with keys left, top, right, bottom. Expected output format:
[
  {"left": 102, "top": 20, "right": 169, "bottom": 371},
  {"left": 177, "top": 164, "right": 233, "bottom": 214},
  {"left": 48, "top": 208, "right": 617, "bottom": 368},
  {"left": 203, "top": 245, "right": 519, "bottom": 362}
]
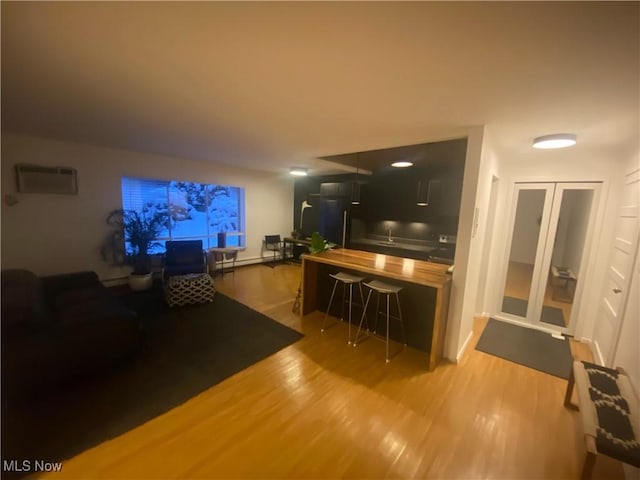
[{"left": 318, "top": 197, "right": 350, "bottom": 246}]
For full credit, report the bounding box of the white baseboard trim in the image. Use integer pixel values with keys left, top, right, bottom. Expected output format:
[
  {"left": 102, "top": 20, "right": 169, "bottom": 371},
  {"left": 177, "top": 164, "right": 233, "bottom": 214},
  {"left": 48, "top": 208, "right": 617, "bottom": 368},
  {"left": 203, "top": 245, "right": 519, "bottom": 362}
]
[
  {"left": 579, "top": 337, "right": 604, "bottom": 366},
  {"left": 591, "top": 340, "right": 605, "bottom": 366},
  {"left": 100, "top": 256, "right": 293, "bottom": 287},
  {"left": 455, "top": 329, "right": 475, "bottom": 363}
]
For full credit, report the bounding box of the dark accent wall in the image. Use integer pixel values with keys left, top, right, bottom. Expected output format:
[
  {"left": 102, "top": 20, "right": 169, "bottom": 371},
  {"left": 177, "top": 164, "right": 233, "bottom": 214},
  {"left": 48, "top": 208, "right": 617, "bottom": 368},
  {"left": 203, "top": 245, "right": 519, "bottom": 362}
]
[
  {"left": 293, "top": 173, "right": 358, "bottom": 236},
  {"left": 293, "top": 138, "right": 467, "bottom": 251}
]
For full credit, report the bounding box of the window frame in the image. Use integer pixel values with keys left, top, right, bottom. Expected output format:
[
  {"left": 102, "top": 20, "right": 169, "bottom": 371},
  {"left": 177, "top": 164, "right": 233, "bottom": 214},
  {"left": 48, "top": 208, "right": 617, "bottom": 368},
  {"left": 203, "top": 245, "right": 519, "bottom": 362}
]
[{"left": 121, "top": 176, "right": 246, "bottom": 252}]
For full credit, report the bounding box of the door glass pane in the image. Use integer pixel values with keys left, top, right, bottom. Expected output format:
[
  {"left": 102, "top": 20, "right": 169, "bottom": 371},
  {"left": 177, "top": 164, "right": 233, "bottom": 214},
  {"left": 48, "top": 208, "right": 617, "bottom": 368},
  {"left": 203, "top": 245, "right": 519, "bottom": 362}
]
[
  {"left": 540, "top": 189, "right": 594, "bottom": 327},
  {"left": 502, "top": 189, "right": 546, "bottom": 317}
]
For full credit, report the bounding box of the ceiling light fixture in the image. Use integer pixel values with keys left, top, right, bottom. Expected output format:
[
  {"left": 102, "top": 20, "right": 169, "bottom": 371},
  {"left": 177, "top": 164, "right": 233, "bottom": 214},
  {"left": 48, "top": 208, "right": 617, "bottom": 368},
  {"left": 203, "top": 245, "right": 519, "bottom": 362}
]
[
  {"left": 289, "top": 167, "right": 308, "bottom": 176},
  {"left": 417, "top": 180, "right": 430, "bottom": 206},
  {"left": 532, "top": 133, "right": 577, "bottom": 149},
  {"left": 391, "top": 161, "right": 413, "bottom": 168},
  {"left": 352, "top": 154, "right": 361, "bottom": 205}
]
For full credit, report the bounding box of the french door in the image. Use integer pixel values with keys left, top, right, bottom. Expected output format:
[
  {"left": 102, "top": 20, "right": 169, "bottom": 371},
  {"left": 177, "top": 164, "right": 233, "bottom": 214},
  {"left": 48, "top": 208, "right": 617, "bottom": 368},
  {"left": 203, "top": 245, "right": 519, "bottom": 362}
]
[{"left": 496, "top": 182, "right": 601, "bottom": 335}]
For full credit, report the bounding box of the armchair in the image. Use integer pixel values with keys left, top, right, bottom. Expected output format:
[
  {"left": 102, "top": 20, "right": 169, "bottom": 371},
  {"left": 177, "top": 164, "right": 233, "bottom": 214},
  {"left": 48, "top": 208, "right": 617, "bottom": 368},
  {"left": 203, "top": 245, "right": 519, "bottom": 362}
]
[{"left": 162, "top": 240, "right": 207, "bottom": 281}]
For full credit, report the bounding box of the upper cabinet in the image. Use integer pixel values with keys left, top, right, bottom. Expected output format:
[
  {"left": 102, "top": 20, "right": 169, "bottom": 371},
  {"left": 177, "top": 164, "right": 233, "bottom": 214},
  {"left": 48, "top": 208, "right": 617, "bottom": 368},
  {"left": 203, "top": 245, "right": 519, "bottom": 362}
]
[
  {"left": 319, "top": 182, "right": 351, "bottom": 197},
  {"left": 352, "top": 167, "right": 463, "bottom": 223}
]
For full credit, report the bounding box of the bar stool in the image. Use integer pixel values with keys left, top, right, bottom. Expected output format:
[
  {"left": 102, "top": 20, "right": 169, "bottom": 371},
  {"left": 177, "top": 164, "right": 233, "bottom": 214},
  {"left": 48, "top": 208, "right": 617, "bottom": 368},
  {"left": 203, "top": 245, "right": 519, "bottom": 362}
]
[
  {"left": 353, "top": 279, "right": 407, "bottom": 363},
  {"left": 322, "top": 271, "right": 367, "bottom": 344}
]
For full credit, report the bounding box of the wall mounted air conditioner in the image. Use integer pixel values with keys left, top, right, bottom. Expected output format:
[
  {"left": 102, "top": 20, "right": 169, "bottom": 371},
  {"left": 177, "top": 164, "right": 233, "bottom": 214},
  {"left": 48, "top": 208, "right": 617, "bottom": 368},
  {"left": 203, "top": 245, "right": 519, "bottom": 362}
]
[{"left": 15, "top": 164, "right": 78, "bottom": 195}]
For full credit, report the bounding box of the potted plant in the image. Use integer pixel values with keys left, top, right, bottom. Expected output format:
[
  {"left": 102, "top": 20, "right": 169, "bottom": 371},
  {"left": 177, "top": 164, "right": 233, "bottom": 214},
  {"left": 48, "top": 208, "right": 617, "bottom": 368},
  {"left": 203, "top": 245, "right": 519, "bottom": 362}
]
[
  {"left": 309, "top": 232, "right": 335, "bottom": 254},
  {"left": 101, "top": 203, "right": 174, "bottom": 291}
]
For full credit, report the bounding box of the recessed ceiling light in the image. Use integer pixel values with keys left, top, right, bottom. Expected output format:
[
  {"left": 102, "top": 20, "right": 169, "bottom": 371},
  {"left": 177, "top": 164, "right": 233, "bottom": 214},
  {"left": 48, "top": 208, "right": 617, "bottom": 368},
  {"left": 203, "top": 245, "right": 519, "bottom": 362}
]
[
  {"left": 289, "top": 167, "right": 308, "bottom": 176},
  {"left": 391, "top": 161, "right": 413, "bottom": 168},
  {"left": 533, "top": 133, "right": 577, "bottom": 149}
]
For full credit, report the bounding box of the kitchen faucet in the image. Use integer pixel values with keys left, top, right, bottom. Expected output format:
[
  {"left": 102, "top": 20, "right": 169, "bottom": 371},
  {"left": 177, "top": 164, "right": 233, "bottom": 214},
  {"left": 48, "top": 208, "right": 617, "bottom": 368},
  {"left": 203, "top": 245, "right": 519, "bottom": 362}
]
[{"left": 387, "top": 227, "right": 393, "bottom": 243}]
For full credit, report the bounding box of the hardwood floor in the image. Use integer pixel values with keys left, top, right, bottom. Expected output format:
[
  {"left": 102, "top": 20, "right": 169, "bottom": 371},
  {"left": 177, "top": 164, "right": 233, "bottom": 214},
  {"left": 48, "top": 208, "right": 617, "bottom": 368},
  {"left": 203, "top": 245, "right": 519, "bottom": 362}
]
[{"left": 41, "top": 263, "right": 623, "bottom": 479}]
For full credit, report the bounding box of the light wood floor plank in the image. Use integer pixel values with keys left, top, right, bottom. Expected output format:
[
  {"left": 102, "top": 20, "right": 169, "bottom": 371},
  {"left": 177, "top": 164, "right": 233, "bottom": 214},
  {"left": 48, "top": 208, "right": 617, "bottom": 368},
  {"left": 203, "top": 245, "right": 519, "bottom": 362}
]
[{"left": 37, "top": 263, "right": 623, "bottom": 479}]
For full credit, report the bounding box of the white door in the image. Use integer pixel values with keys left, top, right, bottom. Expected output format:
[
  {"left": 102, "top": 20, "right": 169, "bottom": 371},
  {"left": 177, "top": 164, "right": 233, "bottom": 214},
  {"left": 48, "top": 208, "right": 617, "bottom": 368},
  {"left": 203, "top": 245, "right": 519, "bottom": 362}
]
[
  {"left": 593, "top": 167, "right": 640, "bottom": 366},
  {"left": 497, "top": 182, "right": 600, "bottom": 336},
  {"left": 532, "top": 183, "right": 600, "bottom": 335},
  {"left": 497, "top": 183, "right": 555, "bottom": 325}
]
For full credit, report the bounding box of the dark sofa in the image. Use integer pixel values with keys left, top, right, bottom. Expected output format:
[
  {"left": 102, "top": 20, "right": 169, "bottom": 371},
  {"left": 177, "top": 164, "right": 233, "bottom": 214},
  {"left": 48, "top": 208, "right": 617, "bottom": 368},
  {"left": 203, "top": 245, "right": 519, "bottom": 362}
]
[{"left": 1, "top": 269, "right": 142, "bottom": 400}]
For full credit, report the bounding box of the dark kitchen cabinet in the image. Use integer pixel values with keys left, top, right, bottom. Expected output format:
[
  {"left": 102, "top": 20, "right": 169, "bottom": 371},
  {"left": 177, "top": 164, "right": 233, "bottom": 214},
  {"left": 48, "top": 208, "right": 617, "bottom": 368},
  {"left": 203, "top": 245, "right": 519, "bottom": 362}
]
[
  {"left": 357, "top": 172, "right": 437, "bottom": 222},
  {"left": 320, "top": 182, "right": 351, "bottom": 197}
]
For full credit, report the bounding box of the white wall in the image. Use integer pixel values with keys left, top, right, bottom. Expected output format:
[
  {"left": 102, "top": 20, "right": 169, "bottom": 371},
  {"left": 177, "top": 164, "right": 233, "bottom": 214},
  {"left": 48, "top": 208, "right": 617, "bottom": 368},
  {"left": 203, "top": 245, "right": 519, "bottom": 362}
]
[
  {"left": 445, "top": 126, "right": 502, "bottom": 361},
  {"left": 1, "top": 133, "right": 294, "bottom": 281}
]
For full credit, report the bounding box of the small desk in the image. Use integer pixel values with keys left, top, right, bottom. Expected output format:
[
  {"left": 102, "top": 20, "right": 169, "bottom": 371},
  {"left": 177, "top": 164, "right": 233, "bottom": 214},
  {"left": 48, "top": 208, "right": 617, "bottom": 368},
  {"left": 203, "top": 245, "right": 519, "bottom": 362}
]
[
  {"left": 208, "top": 247, "right": 240, "bottom": 276},
  {"left": 283, "top": 237, "right": 312, "bottom": 263},
  {"left": 551, "top": 265, "right": 577, "bottom": 302}
]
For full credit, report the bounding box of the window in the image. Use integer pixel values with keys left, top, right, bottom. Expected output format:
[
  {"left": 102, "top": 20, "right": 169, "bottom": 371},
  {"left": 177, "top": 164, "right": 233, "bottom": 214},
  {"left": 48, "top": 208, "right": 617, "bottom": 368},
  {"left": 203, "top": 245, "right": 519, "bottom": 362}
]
[{"left": 121, "top": 177, "right": 245, "bottom": 253}]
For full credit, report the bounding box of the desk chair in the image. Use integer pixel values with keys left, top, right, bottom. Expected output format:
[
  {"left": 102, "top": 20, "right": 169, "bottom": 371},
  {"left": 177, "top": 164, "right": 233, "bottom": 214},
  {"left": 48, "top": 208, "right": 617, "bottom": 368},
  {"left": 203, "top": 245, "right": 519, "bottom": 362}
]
[{"left": 264, "top": 234, "right": 284, "bottom": 267}]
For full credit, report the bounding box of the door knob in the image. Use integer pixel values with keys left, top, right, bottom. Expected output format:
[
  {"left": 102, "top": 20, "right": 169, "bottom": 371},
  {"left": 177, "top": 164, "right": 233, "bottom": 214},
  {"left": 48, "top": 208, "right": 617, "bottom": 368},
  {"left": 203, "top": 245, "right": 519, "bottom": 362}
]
[{"left": 613, "top": 288, "right": 622, "bottom": 294}]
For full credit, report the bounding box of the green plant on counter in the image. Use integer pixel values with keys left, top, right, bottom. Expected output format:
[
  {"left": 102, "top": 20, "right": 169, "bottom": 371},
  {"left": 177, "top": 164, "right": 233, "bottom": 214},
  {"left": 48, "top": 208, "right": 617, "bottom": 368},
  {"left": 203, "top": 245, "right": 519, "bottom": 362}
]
[{"left": 309, "top": 231, "right": 335, "bottom": 254}]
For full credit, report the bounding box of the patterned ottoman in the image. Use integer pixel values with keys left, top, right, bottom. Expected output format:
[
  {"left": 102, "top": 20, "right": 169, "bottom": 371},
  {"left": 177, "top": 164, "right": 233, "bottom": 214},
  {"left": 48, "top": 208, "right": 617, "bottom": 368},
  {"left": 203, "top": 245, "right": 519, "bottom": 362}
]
[{"left": 164, "top": 273, "right": 216, "bottom": 307}]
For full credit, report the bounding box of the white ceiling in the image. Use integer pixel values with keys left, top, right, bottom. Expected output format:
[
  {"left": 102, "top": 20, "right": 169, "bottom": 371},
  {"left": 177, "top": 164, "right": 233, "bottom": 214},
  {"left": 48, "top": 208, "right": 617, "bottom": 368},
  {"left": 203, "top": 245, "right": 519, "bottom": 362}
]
[{"left": 2, "top": 2, "right": 638, "bottom": 175}]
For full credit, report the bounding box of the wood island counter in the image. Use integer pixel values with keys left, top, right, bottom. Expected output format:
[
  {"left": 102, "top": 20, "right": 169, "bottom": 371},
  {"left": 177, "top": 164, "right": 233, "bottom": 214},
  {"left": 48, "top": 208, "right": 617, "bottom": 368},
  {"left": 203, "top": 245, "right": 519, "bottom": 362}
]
[{"left": 301, "top": 248, "right": 452, "bottom": 370}]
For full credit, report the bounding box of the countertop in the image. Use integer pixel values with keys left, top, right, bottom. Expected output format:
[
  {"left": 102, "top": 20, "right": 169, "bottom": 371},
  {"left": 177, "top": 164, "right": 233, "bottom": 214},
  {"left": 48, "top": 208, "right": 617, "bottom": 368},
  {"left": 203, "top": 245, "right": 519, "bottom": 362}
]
[
  {"left": 349, "top": 237, "right": 437, "bottom": 253},
  {"left": 301, "top": 248, "right": 451, "bottom": 289}
]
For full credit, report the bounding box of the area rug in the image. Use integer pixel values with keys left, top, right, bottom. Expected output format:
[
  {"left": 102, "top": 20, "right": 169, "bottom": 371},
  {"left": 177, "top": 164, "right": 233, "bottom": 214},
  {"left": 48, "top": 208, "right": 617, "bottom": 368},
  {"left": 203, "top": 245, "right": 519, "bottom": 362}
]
[
  {"left": 2, "top": 292, "right": 303, "bottom": 471},
  {"left": 501, "top": 296, "right": 566, "bottom": 327},
  {"left": 475, "top": 318, "right": 572, "bottom": 379}
]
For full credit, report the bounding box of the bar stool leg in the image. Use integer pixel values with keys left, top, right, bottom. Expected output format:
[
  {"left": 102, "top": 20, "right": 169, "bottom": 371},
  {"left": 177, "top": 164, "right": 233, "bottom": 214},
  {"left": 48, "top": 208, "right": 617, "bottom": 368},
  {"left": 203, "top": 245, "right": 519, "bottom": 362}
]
[
  {"left": 358, "top": 282, "right": 369, "bottom": 331},
  {"left": 341, "top": 282, "right": 347, "bottom": 322},
  {"left": 347, "top": 283, "right": 354, "bottom": 344},
  {"left": 373, "top": 293, "right": 381, "bottom": 334},
  {"left": 385, "top": 293, "right": 391, "bottom": 363},
  {"left": 354, "top": 288, "right": 373, "bottom": 346},
  {"left": 322, "top": 278, "right": 339, "bottom": 332},
  {"left": 395, "top": 291, "right": 407, "bottom": 346}
]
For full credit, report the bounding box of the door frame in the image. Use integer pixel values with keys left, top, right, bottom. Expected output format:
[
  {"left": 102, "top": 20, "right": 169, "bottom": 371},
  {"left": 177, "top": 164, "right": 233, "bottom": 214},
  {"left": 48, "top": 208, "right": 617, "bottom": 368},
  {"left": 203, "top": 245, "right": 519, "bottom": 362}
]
[{"left": 494, "top": 181, "right": 602, "bottom": 337}]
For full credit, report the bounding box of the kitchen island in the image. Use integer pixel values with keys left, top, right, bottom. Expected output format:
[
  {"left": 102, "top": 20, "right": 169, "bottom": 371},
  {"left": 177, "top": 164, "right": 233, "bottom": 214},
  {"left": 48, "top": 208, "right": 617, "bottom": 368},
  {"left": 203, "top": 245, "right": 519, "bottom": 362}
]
[{"left": 301, "top": 248, "right": 452, "bottom": 370}]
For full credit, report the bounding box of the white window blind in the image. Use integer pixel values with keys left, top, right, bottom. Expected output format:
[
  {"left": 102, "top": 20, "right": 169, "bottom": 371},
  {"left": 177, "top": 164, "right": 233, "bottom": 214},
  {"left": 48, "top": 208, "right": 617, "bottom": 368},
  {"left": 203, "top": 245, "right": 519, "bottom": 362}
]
[{"left": 121, "top": 177, "right": 245, "bottom": 251}]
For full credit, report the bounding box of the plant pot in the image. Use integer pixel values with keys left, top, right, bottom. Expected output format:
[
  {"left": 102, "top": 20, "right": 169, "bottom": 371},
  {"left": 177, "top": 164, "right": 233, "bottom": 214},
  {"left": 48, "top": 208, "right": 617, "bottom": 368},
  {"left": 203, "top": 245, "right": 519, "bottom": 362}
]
[{"left": 129, "top": 273, "right": 153, "bottom": 291}]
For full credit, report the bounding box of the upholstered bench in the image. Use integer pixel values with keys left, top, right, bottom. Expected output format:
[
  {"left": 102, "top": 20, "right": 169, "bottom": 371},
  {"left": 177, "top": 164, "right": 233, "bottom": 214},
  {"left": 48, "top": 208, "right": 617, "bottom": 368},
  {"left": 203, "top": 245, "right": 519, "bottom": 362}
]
[
  {"left": 164, "top": 273, "right": 215, "bottom": 307},
  {"left": 564, "top": 360, "right": 640, "bottom": 479}
]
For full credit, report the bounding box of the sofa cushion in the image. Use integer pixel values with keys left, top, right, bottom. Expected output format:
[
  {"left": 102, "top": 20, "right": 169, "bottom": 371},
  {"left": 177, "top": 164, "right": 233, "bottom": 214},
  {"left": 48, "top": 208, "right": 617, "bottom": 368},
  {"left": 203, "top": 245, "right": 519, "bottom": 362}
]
[{"left": 52, "top": 285, "right": 108, "bottom": 312}]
